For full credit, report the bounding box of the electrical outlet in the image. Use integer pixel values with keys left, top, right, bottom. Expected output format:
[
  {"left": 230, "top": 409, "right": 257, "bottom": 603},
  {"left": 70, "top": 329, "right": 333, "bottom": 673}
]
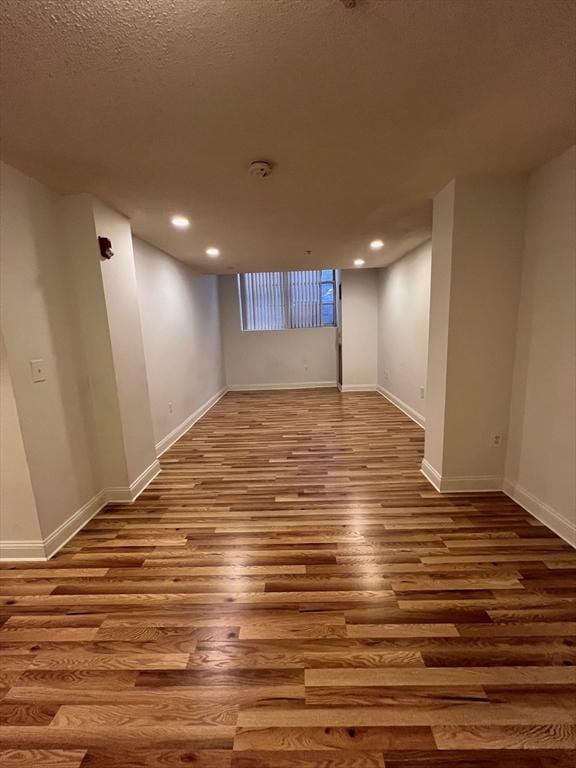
[
  {"left": 384, "top": 370, "right": 390, "bottom": 382},
  {"left": 30, "top": 359, "right": 46, "bottom": 383},
  {"left": 168, "top": 402, "right": 173, "bottom": 414},
  {"left": 419, "top": 386, "right": 425, "bottom": 399},
  {"left": 490, "top": 433, "right": 504, "bottom": 448}
]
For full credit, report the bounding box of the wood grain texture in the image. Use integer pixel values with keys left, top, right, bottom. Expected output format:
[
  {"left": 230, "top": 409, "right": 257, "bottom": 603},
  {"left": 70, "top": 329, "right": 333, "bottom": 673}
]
[
  {"left": 0, "top": 750, "right": 87, "bottom": 767},
  {"left": 1, "top": 389, "right": 575, "bottom": 767}
]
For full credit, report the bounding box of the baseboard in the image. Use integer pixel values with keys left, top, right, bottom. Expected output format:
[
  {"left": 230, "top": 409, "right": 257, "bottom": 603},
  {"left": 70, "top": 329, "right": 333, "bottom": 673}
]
[
  {"left": 437, "top": 474, "right": 503, "bottom": 492},
  {"left": 155, "top": 387, "right": 227, "bottom": 457},
  {"left": 128, "top": 459, "right": 161, "bottom": 501},
  {"left": 377, "top": 385, "right": 425, "bottom": 428},
  {"left": 105, "top": 459, "right": 161, "bottom": 503},
  {"left": 43, "top": 489, "right": 109, "bottom": 559},
  {"left": 503, "top": 479, "right": 575, "bottom": 548},
  {"left": 227, "top": 381, "right": 337, "bottom": 391},
  {"left": 420, "top": 465, "right": 575, "bottom": 548},
  {"left": 420, "top": 459, "right": 442, "bottom": 491},
  {"left": 0, "top": 488, "right": 108, "bottom": 562},
  {"left": 340, "top": 384, "right": 377, "bottom": 392},
  {"left": 0, "top": 458, "right": 162, "bottom": 563},
  {"left": 420, "top": 459, "right": 502, "bottom": 492},
  {"left": 0, "top": 540, "right": 49, "bottom": 561}
]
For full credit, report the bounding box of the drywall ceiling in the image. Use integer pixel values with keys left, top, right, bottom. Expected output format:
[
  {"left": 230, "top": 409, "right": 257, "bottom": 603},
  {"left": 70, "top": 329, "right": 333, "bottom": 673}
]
[{"left": 1, "top": 0, "right": 574, "bottom": 273}]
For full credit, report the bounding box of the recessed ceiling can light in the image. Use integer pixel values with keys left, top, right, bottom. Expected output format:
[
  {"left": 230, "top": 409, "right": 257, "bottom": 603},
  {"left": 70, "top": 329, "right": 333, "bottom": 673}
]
[
  {"left": 354, "top": 258, "right": 365, "bottom": 267},
  {"left": 206, "top": 247, "right": 220, "bottom": 257},
  {"left": 369, "top": 239, "right": 384, "bottom": 250},
  {"left": 171, "top": 215, "right": 190, "bottom": 229}
]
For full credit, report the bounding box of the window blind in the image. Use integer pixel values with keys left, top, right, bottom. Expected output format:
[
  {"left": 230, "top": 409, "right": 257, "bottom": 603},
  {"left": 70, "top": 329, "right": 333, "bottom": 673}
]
[{"left": 238, "top": 270, "right": 336, "bottom": 331}]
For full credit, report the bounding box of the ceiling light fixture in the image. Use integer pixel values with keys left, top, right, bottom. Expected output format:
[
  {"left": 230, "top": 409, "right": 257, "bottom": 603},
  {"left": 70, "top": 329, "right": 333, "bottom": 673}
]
[
  {"left": 369, "top": 239, "right": 384, "bottom": 250},
  {"left": 206, "top": 247, "right": 220, "bottom": 257},
  {"left": 354, "top": 258, "right": 365, "bottom": 267},
  {"left": 171, "top": 215, "right": 190, "bottom": 229}
]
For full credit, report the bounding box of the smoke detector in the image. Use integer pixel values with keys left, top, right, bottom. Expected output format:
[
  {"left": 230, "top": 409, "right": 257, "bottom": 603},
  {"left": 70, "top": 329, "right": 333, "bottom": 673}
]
[{"left": 248, "top": 160, "right": 274, "bottom": 179}]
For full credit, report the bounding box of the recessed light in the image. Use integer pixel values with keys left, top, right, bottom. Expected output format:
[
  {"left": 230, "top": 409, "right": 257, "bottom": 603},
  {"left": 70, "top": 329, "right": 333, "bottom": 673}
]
[
  {"left": 354, "top": 258, "right": 365, "bottom": 267},
  {"left": 369, "top": 239, "right": 384, "bottom": 250},
  {"left": 171, "top": 215, "right": 190, "bottom": 229},
  {"left": 206, "top": 247, "right": 220, "bottom": 257}
]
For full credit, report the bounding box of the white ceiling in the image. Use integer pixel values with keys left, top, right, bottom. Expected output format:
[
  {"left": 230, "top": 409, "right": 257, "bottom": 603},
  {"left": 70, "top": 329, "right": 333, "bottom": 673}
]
[{"left": 1, "top": 0, "right": 574, "bottom": 273}]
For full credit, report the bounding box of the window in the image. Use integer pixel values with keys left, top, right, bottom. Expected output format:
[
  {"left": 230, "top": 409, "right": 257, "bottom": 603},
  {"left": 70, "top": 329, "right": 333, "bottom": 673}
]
[{"left": 239, "top": 270, "right": 337, "bottom": 331}]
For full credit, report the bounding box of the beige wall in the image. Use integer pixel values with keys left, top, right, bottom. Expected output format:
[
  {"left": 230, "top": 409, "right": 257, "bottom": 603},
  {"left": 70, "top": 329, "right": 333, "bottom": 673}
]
[
  {"left": 424, "top": 181, "right": 455, "bottom": 471},
  {"left": 134, "top": 238, "right": 225, "bottom": 450},
  {"left": 443, "top": 175, "right": 526, "bottom": 480},
  {"left": 219, "top": 274, "right": 337, "bottom": 388},
  {"left": 59, "top": 194, "right": 129, "bottom": 491},
  {"left": 0, "top": 165, "right": 160, "bottom": 557},
  {"left": 0, "top": 162, "right": 100, "bottom": 539},
  {"left": 424, "top": 175, "right": 526, "bottom": 488},
  {"left": 0, "top": 332, "right": 42, "bottom": 547},
  {"left": 505, "top": 146, "right": 576, "bottom": 542},
  {"left": 93, "top": 200, "right": 157, "bottom": 484},
  {"left": 341, "top": 269, "right": 379, "bottom": 390},
  {"left": 377, "top": 242, "right": 431, "bottom": 423}
]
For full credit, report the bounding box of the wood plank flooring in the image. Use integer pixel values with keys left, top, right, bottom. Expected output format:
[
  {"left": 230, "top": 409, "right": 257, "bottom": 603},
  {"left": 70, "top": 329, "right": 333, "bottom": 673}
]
[{"left": 1, "top": 389, "right": 575, "bottom": 767}]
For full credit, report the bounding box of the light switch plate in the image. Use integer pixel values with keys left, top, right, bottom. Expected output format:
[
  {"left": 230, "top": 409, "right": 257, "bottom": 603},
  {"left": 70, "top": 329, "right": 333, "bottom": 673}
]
[{"left": 30, "top": 359, "right": 46, "bottom": 383}]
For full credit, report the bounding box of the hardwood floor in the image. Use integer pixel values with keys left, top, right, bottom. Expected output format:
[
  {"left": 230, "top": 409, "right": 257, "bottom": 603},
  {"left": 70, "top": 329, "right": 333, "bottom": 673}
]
[{"left": 1, "top": 389, "right": 575, "bottom": 767}]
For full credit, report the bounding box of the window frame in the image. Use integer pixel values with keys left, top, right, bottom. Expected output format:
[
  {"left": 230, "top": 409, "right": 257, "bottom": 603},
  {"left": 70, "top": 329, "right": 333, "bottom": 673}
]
[{"left": 319, "top": 270, "right": 336, "bottom": 328}]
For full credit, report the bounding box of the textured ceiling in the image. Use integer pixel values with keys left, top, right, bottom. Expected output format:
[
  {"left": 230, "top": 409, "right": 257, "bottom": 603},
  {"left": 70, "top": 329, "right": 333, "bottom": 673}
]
[{"left": 1, "top": 0, "right": 574, "bottom": 273}]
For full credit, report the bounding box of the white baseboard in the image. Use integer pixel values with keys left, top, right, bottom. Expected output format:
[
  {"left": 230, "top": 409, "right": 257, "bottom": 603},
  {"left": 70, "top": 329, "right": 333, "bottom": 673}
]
[
  {"left": 155, "top": 387, "right": 227, "bottom": 457},
  {"left": 437, "top": 474, "right": 503, "bottom": 493},
  {"left": 420, "top": 459, "right": 443, "bottom": 491},
  {"left": 0, "top": 488, "right": 108, "bottom": 562},
  {"left": 228, "top": 381, "right": 337, "bottom": 391},
  {"left": 503, "top": 479, "right": 575, "bottom": 548},
  {"left": 421, "top": 463, "right": 575, "bottom": 548},
  {"left": 0, "top": 540, "right": 50, "bottom": 561},
  {"left": 420, "top": 459, "right": 502, "bottom": 492},
  {"left": 0, "top": 458, "right": 162, "bottom": 563},
  {"left": 105, "top": 459, "right": 161, "bottom": 503},
  {"left": 340, "top": 384, "right": 377, "bottom": 392},
  {"left": 43, "top": 489, "right": 109, "bottom": 559},
  {"left": 377, "top": 385, "right": 425, "bottom": 428},
  {"left": 131, "top": 460, "right": 161, "bottom": 500}
]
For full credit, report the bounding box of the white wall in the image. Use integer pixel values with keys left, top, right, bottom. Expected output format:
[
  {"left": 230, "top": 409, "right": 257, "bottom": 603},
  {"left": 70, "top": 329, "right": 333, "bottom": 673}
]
[
  {"left": 134, "top": 238, "right": 225, "bottom": 451},
  {"left": 505, "top": 146, "right": 576, "bottom": 543},
  {"left": 341, "top": 269, "right": 379, "bottom": 390},
  {"left": 0, "top": 162, "right": 100, "bottom": 540},
  {"left": 219, "top": 274, "right": 337, "bottom": 388},
  {"left": 377, "top": 242, "right": 431, "bottom": 424}
]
